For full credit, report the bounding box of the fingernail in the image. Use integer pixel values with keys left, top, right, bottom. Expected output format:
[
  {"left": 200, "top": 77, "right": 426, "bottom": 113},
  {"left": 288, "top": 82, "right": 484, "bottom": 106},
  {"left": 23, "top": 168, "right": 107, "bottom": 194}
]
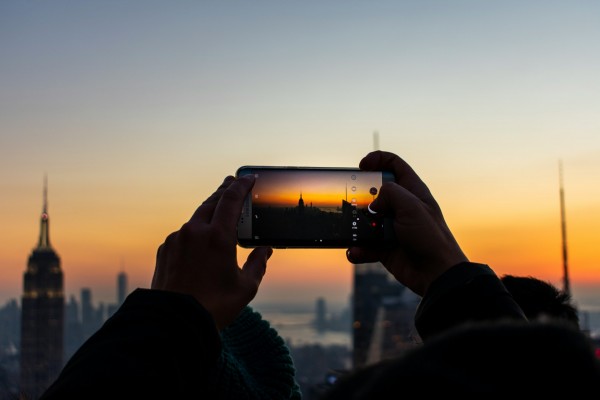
[{"left": 367, "top": 203, "right": 377, "bottom": 214}]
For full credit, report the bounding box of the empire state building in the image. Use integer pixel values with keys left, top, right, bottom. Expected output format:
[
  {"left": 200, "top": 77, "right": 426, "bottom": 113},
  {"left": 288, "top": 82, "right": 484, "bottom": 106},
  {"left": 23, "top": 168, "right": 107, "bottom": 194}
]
[{"left": 20, "top": 178, "right": 64, "bottom": 399}]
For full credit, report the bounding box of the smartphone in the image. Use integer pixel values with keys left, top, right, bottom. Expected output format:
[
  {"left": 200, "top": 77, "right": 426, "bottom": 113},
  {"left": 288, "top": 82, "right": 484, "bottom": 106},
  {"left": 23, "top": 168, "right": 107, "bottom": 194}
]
[{"left": 236, "top": 166, "right": 397, "bottom": 248}]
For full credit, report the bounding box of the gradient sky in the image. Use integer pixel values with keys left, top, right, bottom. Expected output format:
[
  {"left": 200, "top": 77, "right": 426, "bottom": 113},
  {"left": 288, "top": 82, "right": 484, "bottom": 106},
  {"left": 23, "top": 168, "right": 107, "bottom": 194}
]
[{"left": 1, "top": 1, "right": 599, "bottom": 310}]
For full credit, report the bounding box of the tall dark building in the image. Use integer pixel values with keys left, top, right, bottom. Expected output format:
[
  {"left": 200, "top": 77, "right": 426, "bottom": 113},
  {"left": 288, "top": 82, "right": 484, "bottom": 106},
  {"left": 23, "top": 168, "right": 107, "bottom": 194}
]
[
  {"left": 352, "top": 262, "right": 419, "bottom": 368},
  {"left": 117, "top": 270, "right": 128, "bottom": 306},
  {"left": 80, "top": 288, "right": 95, "bottom": 340},
  {"left": 20, "top": 178, "right": 64, "bottom": 399},
  {"left": 314, "top": 297, "right": 327, "bottom": 332}
]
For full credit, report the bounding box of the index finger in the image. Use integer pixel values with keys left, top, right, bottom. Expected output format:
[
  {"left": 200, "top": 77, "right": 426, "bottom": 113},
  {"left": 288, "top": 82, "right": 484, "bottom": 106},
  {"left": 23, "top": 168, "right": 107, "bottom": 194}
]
[
  {"left": 211, "top": 174, "right": 255, "bottom": 230},
  {"left": 190, "top": 176, "right": 236, "bottom": 223},
  {"left": 359, "top": 150, "right": 435, "bottom": 204}
]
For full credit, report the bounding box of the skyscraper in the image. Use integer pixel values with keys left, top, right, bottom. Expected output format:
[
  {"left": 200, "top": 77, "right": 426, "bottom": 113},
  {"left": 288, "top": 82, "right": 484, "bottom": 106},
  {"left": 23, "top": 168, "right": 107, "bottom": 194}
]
[
  {"left": 351, "top": 262, "right": 419, "bottom": 367},
  {"left": 117, "top": 270, "right": 128, "bottom": 306},
  {"left": 80, "top": 288, "right": 93, "bottom": 337},
  {"left": 20, "top": 177, "right": 64, "bottom": 399},
  {"left": 315, "top": 297, "right": 327, "bottom": 332}
]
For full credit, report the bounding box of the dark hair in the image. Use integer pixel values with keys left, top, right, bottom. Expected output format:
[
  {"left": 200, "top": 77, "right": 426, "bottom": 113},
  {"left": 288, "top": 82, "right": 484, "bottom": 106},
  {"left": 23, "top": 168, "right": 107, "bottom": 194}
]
[{"left": 500, "top": 275, "right": 579, "bottom": 328}]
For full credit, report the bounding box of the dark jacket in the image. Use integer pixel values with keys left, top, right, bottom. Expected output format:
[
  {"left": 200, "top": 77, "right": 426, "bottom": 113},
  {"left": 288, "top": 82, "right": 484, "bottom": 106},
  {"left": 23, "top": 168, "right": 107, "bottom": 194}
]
[
  {"left": 40, "top": 289, "right": 222, "bottom": 399},
  {"left": 40, "top": 262, "right": 600, "bottom": 398}
]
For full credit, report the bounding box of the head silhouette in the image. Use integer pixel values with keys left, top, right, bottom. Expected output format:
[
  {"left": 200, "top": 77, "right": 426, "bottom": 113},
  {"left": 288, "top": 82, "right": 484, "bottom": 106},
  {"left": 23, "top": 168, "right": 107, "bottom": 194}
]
[{"left": 500, "top": 275, "right": 579, "bottom": 328}]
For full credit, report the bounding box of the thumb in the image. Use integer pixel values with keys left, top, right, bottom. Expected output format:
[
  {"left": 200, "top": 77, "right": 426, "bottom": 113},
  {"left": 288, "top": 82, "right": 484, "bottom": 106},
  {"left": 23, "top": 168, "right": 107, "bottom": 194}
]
[{"left": 242, "top": 246, "right": 272, "bottom": 288}]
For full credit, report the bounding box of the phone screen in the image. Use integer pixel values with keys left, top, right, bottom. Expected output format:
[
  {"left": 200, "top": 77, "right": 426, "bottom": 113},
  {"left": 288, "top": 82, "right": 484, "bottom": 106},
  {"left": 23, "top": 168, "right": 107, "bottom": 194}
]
[{"left": 236, "top": 166, "right": 396, "bottom": 248}]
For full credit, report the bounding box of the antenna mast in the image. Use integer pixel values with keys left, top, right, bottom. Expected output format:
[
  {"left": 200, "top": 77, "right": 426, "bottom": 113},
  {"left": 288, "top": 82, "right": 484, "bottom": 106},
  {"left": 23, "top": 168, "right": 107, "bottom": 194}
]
[
  {"left": 559, "top": 160, "right": 570, "bottom": 296},
  {"left": 43, "top": 174, "right": 48, "bottom": 213}
]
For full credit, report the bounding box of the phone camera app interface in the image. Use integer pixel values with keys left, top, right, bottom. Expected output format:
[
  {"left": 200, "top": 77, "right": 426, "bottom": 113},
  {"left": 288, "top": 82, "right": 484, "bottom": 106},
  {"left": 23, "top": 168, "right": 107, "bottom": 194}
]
[{"left": 249, "top": 169, "right": 384, "bottom": 245}]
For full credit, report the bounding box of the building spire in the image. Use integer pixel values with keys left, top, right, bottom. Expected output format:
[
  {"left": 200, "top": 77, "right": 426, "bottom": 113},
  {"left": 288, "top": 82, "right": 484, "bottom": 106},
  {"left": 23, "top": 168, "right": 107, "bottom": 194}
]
[
  {"left": 37, "top": 174, "right": 51, "bottom": 249},
  {"left": 559, "top": 160, "right": 570, "bottom": 296}
]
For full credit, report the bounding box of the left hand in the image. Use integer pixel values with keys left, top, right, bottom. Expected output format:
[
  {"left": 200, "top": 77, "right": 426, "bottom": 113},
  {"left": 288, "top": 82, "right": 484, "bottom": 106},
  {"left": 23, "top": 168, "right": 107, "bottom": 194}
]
[{"left": 151, "top": 175, "right": 273, "bottom": 330}]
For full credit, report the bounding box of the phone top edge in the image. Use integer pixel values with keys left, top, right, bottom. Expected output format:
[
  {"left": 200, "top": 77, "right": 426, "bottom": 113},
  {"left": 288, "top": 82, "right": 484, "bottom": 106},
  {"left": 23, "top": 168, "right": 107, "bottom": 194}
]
[
  {"left": 236, "top": 166, "right": 362, "bottom": 173},
  {"left": 235, "top": 166, "right": 395, "bottom": 179}
]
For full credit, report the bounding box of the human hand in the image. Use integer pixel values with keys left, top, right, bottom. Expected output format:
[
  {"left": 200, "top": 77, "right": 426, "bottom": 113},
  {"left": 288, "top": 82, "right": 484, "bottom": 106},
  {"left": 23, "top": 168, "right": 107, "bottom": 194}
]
[
  {"left": 347, "top": 151, "right": 468, "bottom": 296},
  {"left": 151, "top": 175, "right": 273, "bottom": 330}
]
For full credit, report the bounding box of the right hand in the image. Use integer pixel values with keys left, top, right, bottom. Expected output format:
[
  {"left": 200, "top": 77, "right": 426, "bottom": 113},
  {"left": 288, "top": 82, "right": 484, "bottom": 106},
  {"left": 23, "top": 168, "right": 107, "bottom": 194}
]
[{"left": 347, "top": 151, "right": 468, "bottom": 296}]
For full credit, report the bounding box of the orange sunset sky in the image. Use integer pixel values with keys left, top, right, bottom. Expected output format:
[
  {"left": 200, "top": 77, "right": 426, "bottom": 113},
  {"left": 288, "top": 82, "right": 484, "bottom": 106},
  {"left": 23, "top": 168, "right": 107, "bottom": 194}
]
[
  {"left": 247, "top": 169, "right": 382, "bottom": 208},
  {"left": 1, "top": 2, "right": 599, "bottom": 310}
]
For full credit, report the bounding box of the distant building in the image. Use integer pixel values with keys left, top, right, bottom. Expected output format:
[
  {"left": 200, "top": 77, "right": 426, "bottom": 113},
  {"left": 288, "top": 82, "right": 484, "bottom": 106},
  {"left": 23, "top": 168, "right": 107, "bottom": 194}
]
[
  {"left": 64, "top": 295, "right": 83, "bottom": 361},
  {"left": 117, "top": 270, "right": 128, "bottom": 306},
  {"left": 80, "top": 288, "right": 94, "bottom": 337},
  {"left": 20, "top": 178, "right": 64, "bottom": 399},
  {"left": 0, "top": 299, "right": 20, "bottom": 398},
  {"left": 315, "top": 297, "right": 327, "bottom": 332},
  {"left": 80, "top": 288, "right": 105, "bottom": 340}
]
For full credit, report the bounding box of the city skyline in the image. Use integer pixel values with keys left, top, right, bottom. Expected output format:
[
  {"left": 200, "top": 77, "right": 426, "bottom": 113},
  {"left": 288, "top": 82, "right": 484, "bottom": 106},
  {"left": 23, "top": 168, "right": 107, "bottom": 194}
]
[
  {"left": 4, "top": 172, "right": 597, "bottom": 311},
  {"left": 1, "top": 2, "right": 599, "bottom": 310}
]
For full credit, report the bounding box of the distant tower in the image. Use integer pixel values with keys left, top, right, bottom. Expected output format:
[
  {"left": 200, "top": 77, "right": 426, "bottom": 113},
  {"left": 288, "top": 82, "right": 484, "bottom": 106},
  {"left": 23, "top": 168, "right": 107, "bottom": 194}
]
[
  {"left": 559, "top": 160, "right": 570, "bottom": 296},
  {"left": 80, "top": 288, "right": 95, "bottom": 339},
  {"left": 20, "top": 176, "right": 64, "bottom": 399},
  {"left": 315, "top": 297, "right": 327, "bottom": 332},
  {"left": 117, "top": 269, "right": 128, "bottom": 306}
]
